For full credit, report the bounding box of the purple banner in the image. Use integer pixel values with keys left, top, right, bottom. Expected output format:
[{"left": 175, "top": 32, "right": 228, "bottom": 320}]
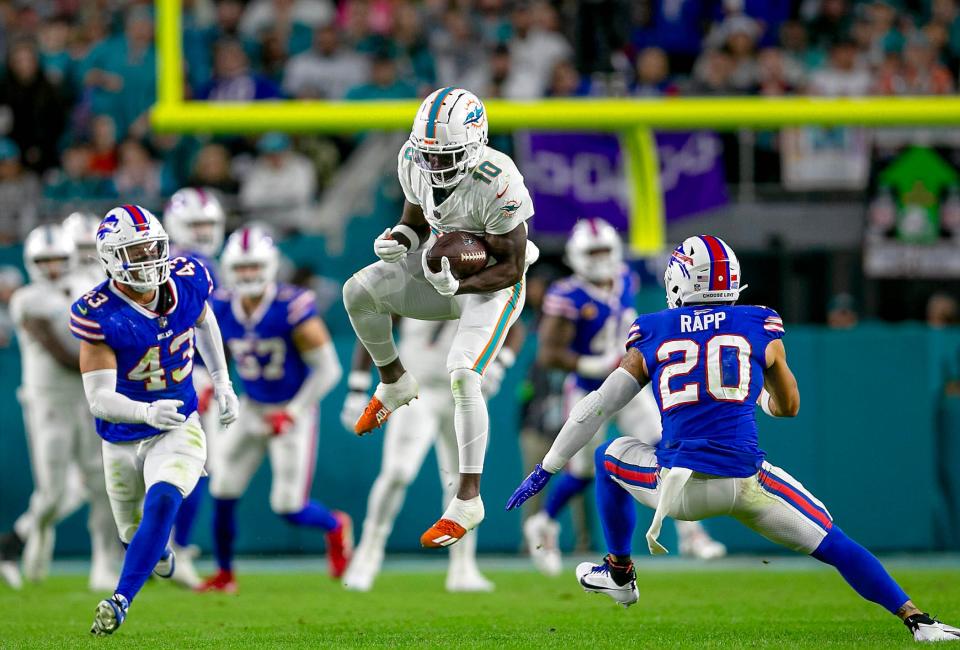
[
  {"left": 518, "top": 131, "right": 728, "bottom": 235},
  {"left": 655, "top": 131, "right": 729, "bottom": 222}
]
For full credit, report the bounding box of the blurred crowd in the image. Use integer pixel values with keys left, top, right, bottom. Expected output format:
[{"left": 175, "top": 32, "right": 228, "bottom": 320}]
[{"left": 0, "top": 0, "right": 955, "bottom": 242}]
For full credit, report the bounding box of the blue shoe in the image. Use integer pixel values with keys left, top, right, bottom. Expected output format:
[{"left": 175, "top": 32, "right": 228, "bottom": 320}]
[
  {"left": 153, "top": 546, "right": 176, "bottom": 579},
  {"left": 90, "top": 594, "right": 129, "bottom": 636}
]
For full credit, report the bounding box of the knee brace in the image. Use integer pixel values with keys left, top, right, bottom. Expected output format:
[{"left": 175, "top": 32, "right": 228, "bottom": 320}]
[{"left": 450, "top": 367, "right": 483, "bottom": 401}]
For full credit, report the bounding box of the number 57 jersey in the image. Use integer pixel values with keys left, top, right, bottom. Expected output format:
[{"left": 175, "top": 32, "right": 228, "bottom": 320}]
[
  {"left": 626, "top": 304, "right": 785, "bottom": 478},
  {"left": 69, "top": 256, "right": 214, "bottom": 443}
]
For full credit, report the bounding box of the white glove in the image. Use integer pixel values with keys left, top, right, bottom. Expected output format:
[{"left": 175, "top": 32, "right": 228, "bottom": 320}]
[
  {"left": 143, "top": 399, "right": 186, "bottom": 430},
  {"left": 421, "top": 252, "right": 460, "bottom": 297},
  {"left": 215, "top": 383, "right": 240, "bottom": 426},
  {"left": 340, "top": 390, "right": 369, "bottom": 430},
  {"left": 481, "top": 360, "right": 505, "bottom": 398},
  {"left": 374, "top": 228, "right": 408, "bottom": 263}
]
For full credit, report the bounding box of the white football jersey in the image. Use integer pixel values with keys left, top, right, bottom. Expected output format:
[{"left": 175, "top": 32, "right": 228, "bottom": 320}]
[
  {"left": 398, "top": 144, "right": 535, "bottom": 240},
  {"left": 10, "top": 280, "right": 81, "bottom": 392},
  {"left": 398, "top": 317, "right": 458, "bottom": 388}
]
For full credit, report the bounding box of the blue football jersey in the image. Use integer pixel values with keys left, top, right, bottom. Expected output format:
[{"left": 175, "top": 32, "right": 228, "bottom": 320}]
[
  {"left": 69, "top": 256, "right": 215, "bottom": 443},
  {"left": 211, "top": 283, "right": 318, "bottom": 404},
  {"left": 626, "top": 304, "right": 785, "bottom": 478},
  {"left": 171, "top": 246, "right": 219, "bottom": 370},
  {"left": 542, "top": 269, "right": 637, "bottom": 390}
]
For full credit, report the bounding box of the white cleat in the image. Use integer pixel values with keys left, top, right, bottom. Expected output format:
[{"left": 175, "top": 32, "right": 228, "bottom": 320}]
[
  {"left": 575, "top": 556, "right": 639, "bottom": 608},
  {"left": 679, "top": 534, "right": 727, "bottom": 560},
  {"left": 0, "top": 561, "right": 22, "bottom": 590},
  {"left": 342, "top": 545, "right": 383, "bottom": 592},
  {"left": 523, "top": 512, "right": 562, "bottom": 576},
  {"left": 905, "top": 613, "right": 960, "bottom": 642},
  {"left": 22, "top": 525, "right": 54, "bottom": 583},
  {"left": 446, "top": 569, "right": 494, "bottom": 593},
  {"left": 153, "top": 546, "right": 176, "bottom": 579},
  {"left": 169, "top": 543, "right": 201, "bottom": 589}
]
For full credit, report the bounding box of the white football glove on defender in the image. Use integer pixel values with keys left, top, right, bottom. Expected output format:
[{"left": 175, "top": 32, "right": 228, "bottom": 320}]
[
  {"left": 374, "top": 228, "right": 408, "bottom": 263},
  {"left": 143, "top": 399, "right": 187, "bottom": 430},
  {"left": 421, "top": 253, "right": 459, "bottom": 297},
  {"left": 214, "top": 380, "right": 240, "bottom": 426},
  {"left": 341, "top": 391, "right": 369, "bottom": 430}
]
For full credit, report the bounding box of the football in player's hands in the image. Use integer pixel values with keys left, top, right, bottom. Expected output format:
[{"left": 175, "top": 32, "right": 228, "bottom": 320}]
[{"left": 425, "top": 231, "right": 488, "bottom": 279}]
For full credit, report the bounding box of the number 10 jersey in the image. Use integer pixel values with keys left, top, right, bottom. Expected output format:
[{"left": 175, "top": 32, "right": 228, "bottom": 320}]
[
  {"left": 626, "top": 304, "right": 785, "bottom": 478},
  {"left": 69, "top": 256, "right": 214, "bottom": 443}
]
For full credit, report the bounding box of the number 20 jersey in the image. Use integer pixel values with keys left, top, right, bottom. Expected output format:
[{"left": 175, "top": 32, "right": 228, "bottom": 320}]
[
  {"left": 626, "top": 304, "right": 785, "bottom": 478},
  {"left": 210, "top": 283, "right": 318, "bottom": 405},
  {"left": 69, "top": 256, "right": 214, "bottom": 443}
]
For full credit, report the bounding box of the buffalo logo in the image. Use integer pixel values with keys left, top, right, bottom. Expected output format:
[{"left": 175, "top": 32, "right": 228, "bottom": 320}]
[
  {"left": 462, "top": 102, "right": 484, "bottom": 128},
  {"left": 499, "top": 200, "right": 521, "bottom": 217},
  {"left": 97, "top": 214, "right": 119, "bottom": 240}
]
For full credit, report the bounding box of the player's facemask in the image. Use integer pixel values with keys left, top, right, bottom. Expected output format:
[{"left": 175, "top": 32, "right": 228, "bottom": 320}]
[
  {"left": 412, "top": 142, "right": 481, "bottom": 189},
  {"left": 33, "top": 256, "right": 69, "bottom": 282},
  {"left": 188, "top": 221, "right": 218, "bottom": 250},
  {"left": 228, "top": 262, "right": 270, "bottom": 297},
  {"left": 112, "top": 238, "right": 170, "bottom": 292}
]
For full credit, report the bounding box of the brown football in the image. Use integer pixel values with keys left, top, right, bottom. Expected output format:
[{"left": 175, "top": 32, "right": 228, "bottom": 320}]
[{"left": 426, "top": 231, "right": 489, "bottom": 279}]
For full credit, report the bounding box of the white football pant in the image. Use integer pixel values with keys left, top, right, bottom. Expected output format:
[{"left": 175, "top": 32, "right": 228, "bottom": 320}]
[
  {"left": 101, "top": 413, "right": 207, "bottom": 544},
  {"left": 344, "top": 249, "right": 525, "bottom": 474},
  {"left": 209, "top": 398, "right": 319, "bottom": 514},
  {"left": 17, "top": 388, "right": 119, "bottom": 580}
]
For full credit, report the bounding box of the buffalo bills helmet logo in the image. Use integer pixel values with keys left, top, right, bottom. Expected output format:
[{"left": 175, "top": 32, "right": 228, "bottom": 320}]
[{"left": 97, "top": 214, "right": 119, "bottom": 240}]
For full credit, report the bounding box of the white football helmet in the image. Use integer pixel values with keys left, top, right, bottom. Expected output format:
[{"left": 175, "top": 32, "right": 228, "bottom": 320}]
[
  {"left": 664, "top": 235, "right": 746, "bottom": 309},
  {"left": 221, "top": 225, "right": 279, "bottom": 297},
  {"left": 62, "top": 211, "right": 101, "bottom": 273},
  {"left": 24, "top": 223, "right": 74, "bottom": 284},
  {"left": 96, "top": 205, "right": 170, "bottom": 292},
  {"left": 163, "top": 187, "right": 226, "bottom": 257},
  {"left": 565, "top": 218, "right": 623, "bottom": 283},
  {"left": 409, "top": 87, "right": 488, "bottom": 189}
]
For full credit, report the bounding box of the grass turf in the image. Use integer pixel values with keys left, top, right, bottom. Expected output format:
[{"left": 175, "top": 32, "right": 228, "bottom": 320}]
[{"left": 0, "top": 564, "right": 956, "bottom": 648}]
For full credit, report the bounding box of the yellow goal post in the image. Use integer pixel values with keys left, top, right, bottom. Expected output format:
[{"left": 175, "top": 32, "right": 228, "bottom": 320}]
[{"left": 150, "top": 0, "right": 960, "bottom": 254}]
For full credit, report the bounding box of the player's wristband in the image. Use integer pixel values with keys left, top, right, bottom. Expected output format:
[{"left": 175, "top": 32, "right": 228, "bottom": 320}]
[
  {"left": 391, "top": 225, "right": 420, "bottom": 252},
  {"left": 497, "top": 348, "right": 516, "bottom": 369},
  {"left": 759, "top": 389, "right": 778, "bottom": 417},
  {"left": 348, "top": 370, "right": 372, "bottom": 392}
]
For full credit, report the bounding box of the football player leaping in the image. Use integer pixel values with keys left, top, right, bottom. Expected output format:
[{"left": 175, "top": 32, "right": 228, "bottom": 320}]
[
  {"left": 524, "top": 219, "right": 725, "bottom": 576},
  {"left": 343, "top": 87, "right": 538, "bottom": 547},
  {"left": 72, "top": 205, "right": 239, "bottom": 636},
  {"left": 198, "top": 226, "right": 351, "bottom": 594},
  {"left": 341, "top": 317, "right": 520, "bottom": 592},
  {"left": 507, "top": 235, "right": 960, "bottom": 643},
  {"left": 161, "top": 187, "right": 228, "bottom": 588},
  {"left": 0, "top": 225, "right": 119, "bottom": 591}
]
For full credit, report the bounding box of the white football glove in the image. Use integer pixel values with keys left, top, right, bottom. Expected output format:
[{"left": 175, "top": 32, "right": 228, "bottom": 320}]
[
  {"left": 215, "top": 382, "right": 240, "bottom": 426},
  {"left": 421, "top": 252, "right": 460, "bottom": 297},
  {"left": 143, "top": 399, "right": 186, "bottom": 430},
  {"left": 481, "top": 360, "right": 505, "bottom": 398},
  {"left": 374, "top": 228, "right": 408, "bottom": 263},
  {"left": 340, "top": 390, "right": 369, "bottom": 431}
]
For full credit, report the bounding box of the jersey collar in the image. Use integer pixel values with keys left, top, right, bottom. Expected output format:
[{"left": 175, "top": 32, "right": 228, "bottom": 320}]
[
  {"left": 108, "top": 278, "right": 178, "bottom": 320},
  {"left": 231, "top": 282, "right": 277, "bottom": 329}
]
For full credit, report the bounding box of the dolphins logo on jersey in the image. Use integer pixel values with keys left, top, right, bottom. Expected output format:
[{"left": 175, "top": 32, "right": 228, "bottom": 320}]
[
  {"left": 97, "top": 214, "right": 119, "bottom": 241},
  {"left": 499, "top": 200, "right": 521, "bottom": 217}
]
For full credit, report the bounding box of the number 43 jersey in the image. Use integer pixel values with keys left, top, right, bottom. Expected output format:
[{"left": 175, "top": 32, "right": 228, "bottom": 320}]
[
  {"left": 210, "top": 283, "right": 317, "bottom": 405},
  {"left": 69, "top": 256, "right": 214, "bottom": 443},
  {"left": 626, "top": 304, "right": 785, "bottom": 478}
]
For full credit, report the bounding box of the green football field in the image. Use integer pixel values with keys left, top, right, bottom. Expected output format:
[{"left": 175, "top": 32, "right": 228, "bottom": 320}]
[{"left": 0, "top": 559, "right": 957, "bottom": 649}]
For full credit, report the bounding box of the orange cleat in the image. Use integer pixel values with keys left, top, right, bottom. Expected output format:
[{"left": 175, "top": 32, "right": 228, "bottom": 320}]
[
  {"left": 326, "top": 511, "right": 354, "bottom": 578},
  {"left": 420, "top": 519, "right": 468, "bottom": 548},
  {"left": 354, "top": 396, "right": 392, "bottom": 435},
  {"left": 195, "top": 569, "right": 237, "bottom": 594}
]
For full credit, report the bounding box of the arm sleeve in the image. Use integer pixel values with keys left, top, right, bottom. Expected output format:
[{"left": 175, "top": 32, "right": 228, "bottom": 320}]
[
  {"left": 194, "top": 305, "right": 230, "bottom": 385},
  {"left": 82, "top": 369, "right": 148, "bottom": 423},
  {"left": 288, "top": 341, "right": 343, "bottom": 415},
  {"left": 542, "top": 367, "right": 642, "bottom": 473}
]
